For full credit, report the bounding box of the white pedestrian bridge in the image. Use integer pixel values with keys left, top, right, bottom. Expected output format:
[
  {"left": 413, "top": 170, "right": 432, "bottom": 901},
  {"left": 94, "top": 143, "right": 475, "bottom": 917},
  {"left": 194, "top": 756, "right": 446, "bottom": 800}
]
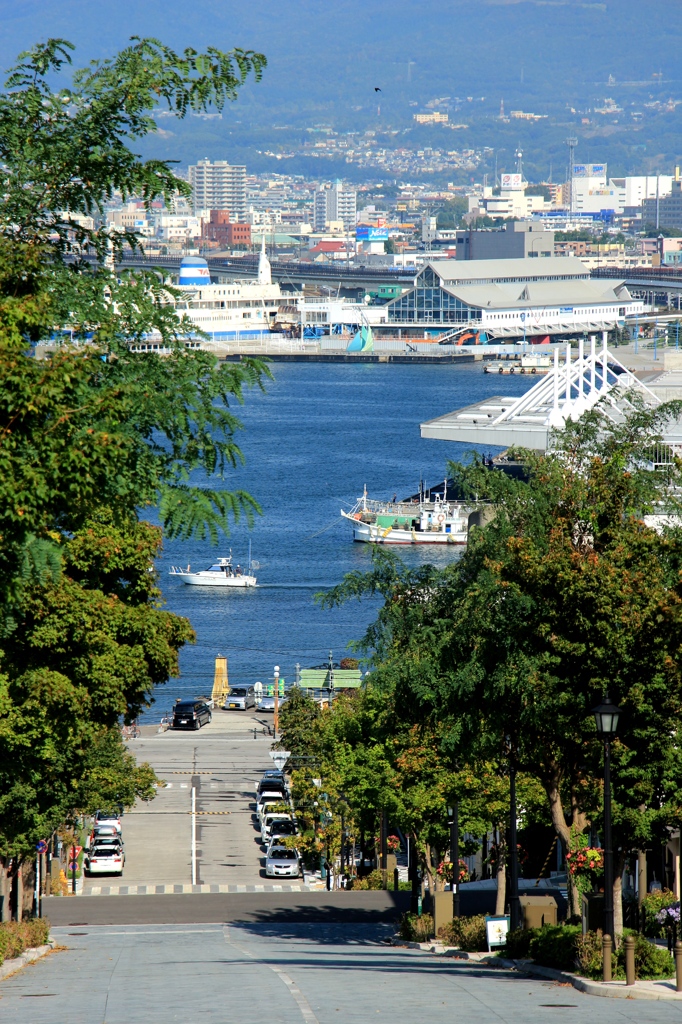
[{"left": 421, "top": 333, "right": 682, "bottom": 452}]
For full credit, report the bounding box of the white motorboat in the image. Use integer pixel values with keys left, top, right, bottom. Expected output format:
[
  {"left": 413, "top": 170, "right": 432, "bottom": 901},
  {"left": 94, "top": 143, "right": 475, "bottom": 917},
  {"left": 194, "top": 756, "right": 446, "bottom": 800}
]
[{"left": 169, "top": 554, "right": 257, "bottom": 588}]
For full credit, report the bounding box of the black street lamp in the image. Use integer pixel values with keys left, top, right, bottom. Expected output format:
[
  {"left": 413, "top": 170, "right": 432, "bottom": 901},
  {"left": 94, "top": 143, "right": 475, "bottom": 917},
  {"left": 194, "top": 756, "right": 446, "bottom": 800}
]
[
  {"left": 447, "top": 803, "right": 461, "bottom": 919},
  {"left": 508, "top": 753, "right": 521, "bottom": 932},
  {"left": 592, "top": 693, "right": 621, "bottom": 945}
]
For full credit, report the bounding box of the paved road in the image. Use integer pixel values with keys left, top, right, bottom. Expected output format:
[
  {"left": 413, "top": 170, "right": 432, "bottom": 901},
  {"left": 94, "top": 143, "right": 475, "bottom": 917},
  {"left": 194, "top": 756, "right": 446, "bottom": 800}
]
[
  {"left": 5, "top": 921, "right": 682, "bottom": 1024},
  {"left": 46, "top": 891, "right": 409, "bottom": 926},
  {"left": 84, "top": 711, "right": 276, "bottom": 893}
]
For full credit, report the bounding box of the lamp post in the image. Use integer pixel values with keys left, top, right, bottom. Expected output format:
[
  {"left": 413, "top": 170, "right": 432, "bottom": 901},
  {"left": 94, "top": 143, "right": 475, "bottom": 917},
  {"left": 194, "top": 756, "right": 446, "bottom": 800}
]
[
  {"left": 508, "top": 751, "right": 521, "bottom": 932},
  {"left": 273, "top": 665, "right": 280, "bottom": 739},
  {"left": 592, "top": 693, "right": 622, "bottom": 950},
  {"left": 448, "top": 802, "right": 460, "bottom": 918},
  {"left": 328, "top": 649, "right": 335, "bottom": 706}
]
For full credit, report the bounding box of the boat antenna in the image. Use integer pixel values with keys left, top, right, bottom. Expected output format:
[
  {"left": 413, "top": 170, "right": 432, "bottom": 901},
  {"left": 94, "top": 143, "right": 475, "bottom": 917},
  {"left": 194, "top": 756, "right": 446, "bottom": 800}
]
[
  {"left": 363, "top": 484, "right": 367, "bottom": 511},
  {"left": 248, "top": 538, "right": 251, "bottom": 575}
]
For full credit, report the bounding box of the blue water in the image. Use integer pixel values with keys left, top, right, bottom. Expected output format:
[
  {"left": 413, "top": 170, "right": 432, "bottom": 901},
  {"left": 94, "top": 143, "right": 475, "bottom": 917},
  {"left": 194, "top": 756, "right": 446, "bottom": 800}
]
[{"left": 145, "top": 361, "right": 535, "bottom": 720}]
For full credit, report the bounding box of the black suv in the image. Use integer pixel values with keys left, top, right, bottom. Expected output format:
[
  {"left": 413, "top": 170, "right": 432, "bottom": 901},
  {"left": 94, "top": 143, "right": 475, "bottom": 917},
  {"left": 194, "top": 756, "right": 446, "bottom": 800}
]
[{"left": 172, "top": 700, "right": 212, "bottom": 731}]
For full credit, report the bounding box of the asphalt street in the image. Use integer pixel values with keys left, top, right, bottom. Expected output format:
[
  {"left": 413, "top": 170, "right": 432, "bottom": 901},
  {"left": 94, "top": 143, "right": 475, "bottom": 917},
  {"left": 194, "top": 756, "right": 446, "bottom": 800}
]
[
  {"left": 6, "top": 922, "right": 682, "bottom": 1024},
  {"left": 83, "top": 710, "right": 276, "bottom": 893}
]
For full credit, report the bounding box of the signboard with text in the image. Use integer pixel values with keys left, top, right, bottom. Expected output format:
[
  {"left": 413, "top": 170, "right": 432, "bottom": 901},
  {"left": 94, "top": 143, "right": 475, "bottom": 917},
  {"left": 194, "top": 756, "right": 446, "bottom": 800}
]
[
  {"left": 500, "top": 173, "right": 523, "bottom": 190},
  {"left": 573, "top": 163, "right": 606, "bottom": 178},
  {"left": 356, "top": 226, "right": 389, "bottom": 241}
]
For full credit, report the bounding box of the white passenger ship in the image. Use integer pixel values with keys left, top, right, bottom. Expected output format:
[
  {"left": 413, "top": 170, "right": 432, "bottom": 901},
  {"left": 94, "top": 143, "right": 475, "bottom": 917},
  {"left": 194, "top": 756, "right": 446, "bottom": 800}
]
[
  {"left": 174, "top": 242, "right": 285, "bottom": 339},
  {"left": 341, "top": 484, "right": 481, "bottom": 545}
]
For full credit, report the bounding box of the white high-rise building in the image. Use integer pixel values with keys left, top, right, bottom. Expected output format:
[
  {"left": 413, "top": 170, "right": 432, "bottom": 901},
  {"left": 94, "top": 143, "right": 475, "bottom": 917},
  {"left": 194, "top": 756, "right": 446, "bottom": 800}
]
[
  {"left": 188, "top": 160, "right": 247, "bottom": 219},
  {"left": 313, "top": 181, "right": 357, "bottom": 231}
]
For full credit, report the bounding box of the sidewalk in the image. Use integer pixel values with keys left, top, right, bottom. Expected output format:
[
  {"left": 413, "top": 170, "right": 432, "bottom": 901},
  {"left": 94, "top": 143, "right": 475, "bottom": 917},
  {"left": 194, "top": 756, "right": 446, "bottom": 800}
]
[
  {"left": 488, "top": 955, "right": 682, "bottom": 1001},
  {"left": 392, "top": 938, "right": 682, "bottom": 1001}
]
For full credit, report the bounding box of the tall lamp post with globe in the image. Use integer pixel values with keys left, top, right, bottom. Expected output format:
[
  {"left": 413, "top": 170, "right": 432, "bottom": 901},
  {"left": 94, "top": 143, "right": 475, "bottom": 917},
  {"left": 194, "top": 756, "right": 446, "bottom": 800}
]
[{"left": 592, "top": 693, "right": 621, "bottom": 966}]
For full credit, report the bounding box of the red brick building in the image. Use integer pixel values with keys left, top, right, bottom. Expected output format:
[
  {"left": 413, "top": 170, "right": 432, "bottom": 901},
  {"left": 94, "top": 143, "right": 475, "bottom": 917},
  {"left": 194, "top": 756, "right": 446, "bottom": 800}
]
[{"left": 202, "top": 210, "right": 251, "bottom": 249}]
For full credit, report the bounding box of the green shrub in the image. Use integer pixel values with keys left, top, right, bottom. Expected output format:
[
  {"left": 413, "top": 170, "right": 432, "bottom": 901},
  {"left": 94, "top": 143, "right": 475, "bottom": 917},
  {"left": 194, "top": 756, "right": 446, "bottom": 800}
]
[
  {"left": 350, "top": 869, "right": 385, "bottom": 891},
  {"left": 23, "top": 918, "right": 50, "bottom": 949},
  {"left": 0, "top": 919, "right": 50, "bottom": 965},
  {"left": 399, "top": 912, "right": 434, "bottom": 942},
  {"left": 577, "top": 930, "right": 674, "bottom": 981},
  {"left": 438, "top": 915, "right": 487, "bottom": 952},
  {"left": 529, "top": 925, "right": 582, "bottom": 972},
  {"left": 504, "top": 927, "right": 538, "bottom": 959},
  {"left": 575, "top": 930, "right": 614, "bottom": 979},
  {"left": 625, "top": 934, "right": 674, "bottom": 979}
]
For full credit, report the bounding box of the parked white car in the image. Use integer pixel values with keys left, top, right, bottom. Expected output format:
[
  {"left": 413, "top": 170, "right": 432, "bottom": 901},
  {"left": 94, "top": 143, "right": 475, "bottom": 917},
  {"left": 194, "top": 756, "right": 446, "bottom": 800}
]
[
  {"left": 261, "top": 813, "right": 293, "bottom": 844},
  {"left": 84, "top": 843, "right": 125, "bottom": 876},
  {"left": 265, "top": 846, "right": 301, "bottom": 879},
  {"left": 257, "top": 796, "right": 289, "bottom": 822},
  {"left": 94, "top": 809, "right": 122, "bottom": 833}
]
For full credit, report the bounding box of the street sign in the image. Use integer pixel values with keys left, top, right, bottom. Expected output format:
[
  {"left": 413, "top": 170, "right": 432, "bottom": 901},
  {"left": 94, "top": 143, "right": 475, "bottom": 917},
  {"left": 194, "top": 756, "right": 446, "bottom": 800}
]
[
  {"left": 68, "top": 861, "right": 79, "bottom": 873},
  {"left": 36, "top": 840, "right": 48, "bottom": 854},
  {"left": 269, "top": 750, "right": 291, "bottom": 771}
]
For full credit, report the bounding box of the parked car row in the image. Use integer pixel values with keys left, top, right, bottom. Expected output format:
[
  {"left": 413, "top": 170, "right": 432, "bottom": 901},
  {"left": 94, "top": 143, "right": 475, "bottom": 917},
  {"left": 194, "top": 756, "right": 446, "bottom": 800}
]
[
  {"left": 225, "top": 686, "right": 288, "bottom": 712},
  {"left": 84, "top": 809, "right": 125, "bottom": 877},
  {"left": 255, "top": 769, "right": 302, "bottom": 879}
]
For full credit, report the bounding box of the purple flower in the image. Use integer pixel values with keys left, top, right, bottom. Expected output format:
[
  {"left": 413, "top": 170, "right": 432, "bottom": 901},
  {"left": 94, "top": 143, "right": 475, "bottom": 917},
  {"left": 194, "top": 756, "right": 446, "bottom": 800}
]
[{"left": 657, "top": 904, "right": 681, "bottom": 925}]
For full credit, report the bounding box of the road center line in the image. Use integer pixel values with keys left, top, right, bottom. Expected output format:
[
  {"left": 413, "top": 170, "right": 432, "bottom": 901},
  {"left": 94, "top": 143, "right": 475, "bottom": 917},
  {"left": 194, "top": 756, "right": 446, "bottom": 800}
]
[{"left": 222, "top": 926, "right": 320, "bottom": 1024}]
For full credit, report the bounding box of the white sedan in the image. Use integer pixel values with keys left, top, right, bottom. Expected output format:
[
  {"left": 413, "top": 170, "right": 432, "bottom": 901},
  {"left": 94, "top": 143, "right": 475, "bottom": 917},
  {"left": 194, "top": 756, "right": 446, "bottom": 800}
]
[
  {"left": 265, "top": 846, "right": 301, "bottom": 879},
  {"left": 85, "top": 844, "right": 125, "bottom": 876},
  {"left": 261, "top": 813, "right": 293, "bottom": 844}
]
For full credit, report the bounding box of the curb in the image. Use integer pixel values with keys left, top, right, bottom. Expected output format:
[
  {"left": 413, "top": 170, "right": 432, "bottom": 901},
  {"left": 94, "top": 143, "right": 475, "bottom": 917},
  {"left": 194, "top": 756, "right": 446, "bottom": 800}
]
[
  {"left": 0, "top": 942, "right": 55, "bottom": 983},
  {"left": 390, "top": 938, "right": 682, "bottom": 1001},
  {"left": 482, "top": 956, "right": 682, "bottom": 1002}
]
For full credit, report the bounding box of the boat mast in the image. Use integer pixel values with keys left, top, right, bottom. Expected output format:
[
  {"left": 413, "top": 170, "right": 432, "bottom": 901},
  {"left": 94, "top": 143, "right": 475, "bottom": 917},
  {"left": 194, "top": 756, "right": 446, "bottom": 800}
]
[{"left": 248, "top": 539, "right": 252, "bottom": 575}]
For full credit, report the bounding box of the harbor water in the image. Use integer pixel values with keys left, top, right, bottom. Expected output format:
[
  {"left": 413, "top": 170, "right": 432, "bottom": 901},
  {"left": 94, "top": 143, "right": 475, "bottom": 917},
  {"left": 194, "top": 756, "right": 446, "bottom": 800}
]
[{"left": 146, "top": 361, "right": 535, "bottom": 720}]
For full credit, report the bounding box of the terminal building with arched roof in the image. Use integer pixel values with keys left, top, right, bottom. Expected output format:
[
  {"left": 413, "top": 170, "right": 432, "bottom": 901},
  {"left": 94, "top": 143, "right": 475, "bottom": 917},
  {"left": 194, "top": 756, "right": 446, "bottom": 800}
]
[{"left": 384, "top": 258, "right": 645, "bottom": 341}]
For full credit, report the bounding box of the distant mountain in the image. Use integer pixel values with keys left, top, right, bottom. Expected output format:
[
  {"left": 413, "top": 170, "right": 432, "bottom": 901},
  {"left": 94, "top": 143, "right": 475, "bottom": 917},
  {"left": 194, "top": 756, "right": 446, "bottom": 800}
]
[{"left": 0, "top": 1, "right": 680, "bottom": 178}]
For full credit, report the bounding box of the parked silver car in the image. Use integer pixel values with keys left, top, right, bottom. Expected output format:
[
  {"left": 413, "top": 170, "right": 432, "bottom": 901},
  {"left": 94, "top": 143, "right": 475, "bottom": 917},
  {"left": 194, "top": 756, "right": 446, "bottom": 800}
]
[
  {"left": 225, "top": 686, "right": 256, "bottom": 711},
  {"left": 265, "top": 846, "right": 301, "bottom": 879}
]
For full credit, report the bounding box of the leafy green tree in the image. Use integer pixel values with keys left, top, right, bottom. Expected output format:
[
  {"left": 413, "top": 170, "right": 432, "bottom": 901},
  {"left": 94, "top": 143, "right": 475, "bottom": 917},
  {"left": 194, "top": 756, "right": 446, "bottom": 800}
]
[
  {"left": 0, "top": 35, "right": 267, "bottom": 916},
  {"left": 322, "top": 401, "right": 682, "bottom": 928}
]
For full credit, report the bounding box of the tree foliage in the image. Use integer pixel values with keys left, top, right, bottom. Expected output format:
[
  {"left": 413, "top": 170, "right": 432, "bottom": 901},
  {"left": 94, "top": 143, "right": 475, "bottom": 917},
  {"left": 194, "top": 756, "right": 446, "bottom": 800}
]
[
  {"left": 0, "top": 36, "right": 267, "bottom": 865},
  {"left": 318, "top": 399, "right": 682, "bottom": 918}
]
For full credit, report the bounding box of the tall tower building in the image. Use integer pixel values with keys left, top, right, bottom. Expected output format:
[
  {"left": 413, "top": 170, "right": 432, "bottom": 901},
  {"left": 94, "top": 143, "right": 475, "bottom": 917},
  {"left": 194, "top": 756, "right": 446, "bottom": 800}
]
[
  {"left": 313, "top": 181, "right": 357, "bottom": 231},
  {"left": 188, "top": 160, "right": 247, "bottom": 220}
]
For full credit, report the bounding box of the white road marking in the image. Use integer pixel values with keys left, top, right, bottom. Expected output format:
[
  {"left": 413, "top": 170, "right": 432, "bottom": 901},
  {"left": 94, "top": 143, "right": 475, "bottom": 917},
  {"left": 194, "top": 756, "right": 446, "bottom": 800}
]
[{"left": 223, "top": 925, "right": 320, "bottom": 1024}]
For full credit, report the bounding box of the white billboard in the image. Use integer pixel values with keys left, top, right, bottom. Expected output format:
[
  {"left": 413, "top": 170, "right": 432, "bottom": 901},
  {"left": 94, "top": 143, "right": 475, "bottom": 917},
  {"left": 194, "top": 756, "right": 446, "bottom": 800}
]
[{"left": 500, "top": 173, "right": 523, "bottom": 190}]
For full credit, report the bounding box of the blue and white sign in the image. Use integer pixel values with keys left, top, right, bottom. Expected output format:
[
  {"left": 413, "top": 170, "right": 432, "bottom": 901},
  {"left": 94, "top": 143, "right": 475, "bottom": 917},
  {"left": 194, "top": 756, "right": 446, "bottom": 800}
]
[
  {"left": 560, "top": 306, "right": 574, "bottom": 313},
  {"left": 356, "top": 226, "right": 389, "bottom": 242}
]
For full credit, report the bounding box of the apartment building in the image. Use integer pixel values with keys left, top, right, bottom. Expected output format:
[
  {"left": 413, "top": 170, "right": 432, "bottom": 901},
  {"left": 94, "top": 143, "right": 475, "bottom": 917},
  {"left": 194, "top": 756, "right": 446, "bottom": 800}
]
[
  {"left": 313, "top": 181, "right": 357, "bottom": 231},
  {"left": 188, "top": 160, "right": 247, "bottom": 219}
]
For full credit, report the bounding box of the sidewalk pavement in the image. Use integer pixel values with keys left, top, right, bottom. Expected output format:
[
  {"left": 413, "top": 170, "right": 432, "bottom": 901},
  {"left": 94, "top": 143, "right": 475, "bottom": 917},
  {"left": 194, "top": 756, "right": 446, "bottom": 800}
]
[{"left": 393, "top": 939, "right": 682, "bottom": 1001}]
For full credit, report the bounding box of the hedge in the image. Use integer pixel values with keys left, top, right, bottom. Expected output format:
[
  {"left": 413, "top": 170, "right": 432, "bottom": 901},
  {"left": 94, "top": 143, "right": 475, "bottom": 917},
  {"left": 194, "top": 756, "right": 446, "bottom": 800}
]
[{"left": 0, "top": 919, "right": 51, "bottom": 966}]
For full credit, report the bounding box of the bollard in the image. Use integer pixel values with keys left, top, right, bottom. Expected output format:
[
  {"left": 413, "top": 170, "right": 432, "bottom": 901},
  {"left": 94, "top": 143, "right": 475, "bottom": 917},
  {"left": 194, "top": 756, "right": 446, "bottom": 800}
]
[
  {"left": 253, "top": 728, "right": 257, "bottom": 740},
  {"left": 394, "top": 867, "right": 399, "bottom": 892},
  {"left": 676, "top": 941, "right": 682, "bottom": 993},
  {"left": 602, "top": 934, "right": 613, "bottom": 983},
  {"left": 624, "top": 934, "right": 635, "bottom": 986}
]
